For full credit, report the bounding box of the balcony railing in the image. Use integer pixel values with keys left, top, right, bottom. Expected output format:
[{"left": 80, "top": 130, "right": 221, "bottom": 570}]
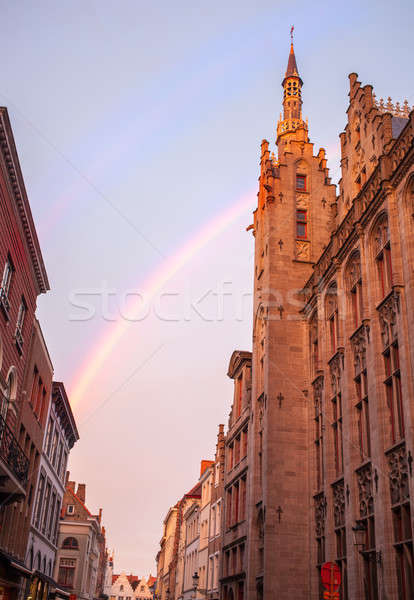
[{"left": 0, "top": 410, "right": 29, "bottom": 486}]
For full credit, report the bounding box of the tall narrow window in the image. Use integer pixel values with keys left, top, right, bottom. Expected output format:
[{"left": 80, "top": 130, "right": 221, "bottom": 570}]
[
  {"left": 387, "top": 444, "right": 414, "bottom": 599},
  {"left": 296, "top": 174, "right": 306, "bottom": 191},
  {"left": 310, "top": 311, "right": 319, "bottom": 375},
  {"left": 326, "top": 283, "right": 339, "bottom": 355},
  {"left": 379, "top": 301, "right": 404, "bottom": 444},
  {"left": 374, "top": 215, "right": 392, "bottom": 299},
  {"left": 331, "top": 375, "right": 344, "bottom": 476},
  {"left": 314, "top": 378, "right": 324, "bottom": 490},
  {"left": 333, "top": 481, "right": 347, "bottom": 600},
  {"left": 355, "top": 369, "right": 370, "bottom": 461},
  {"left": 226, "top": 488, "right": 232, "bottom": 528},
  {"left": 384, "top": 342, "right": 404, "bottom": 443},
  {"left": 15, "top": 296, "right": 27, "bottom": 351},
  {"left": 347, "top": 252, "right": 363, "bottom": 330},
  {"left": 34, "top": 473, "right": 45, "bottom": 529},
  {"left": 296, "top": 209, "right": 307, "bottom": 239},
  {"left": 42, "top": 481, "right": 51, "bottom": 534},
  {"left": 0, "top": 254, "right": 14, "bottom": 313},
  {"left": 30, "top": 367, "right": 39, "bottom": 407},
  {"left": 45, "top": 418, "right": 54, "bottom": 455},
  {"left": 233, "top": 482, "right": 240, "bottom": 524},
  {"left": 235, "top": 375, "right": 242, "bottom": 418}
]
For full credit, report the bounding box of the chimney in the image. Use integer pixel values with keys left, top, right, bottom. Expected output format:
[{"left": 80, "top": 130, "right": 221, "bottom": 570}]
[
  {"left": 77, "top": 483, "right": 86, "bottom": 503},
  {"left": 200, "top": 459, "right": 214, "bottom": 477},
  {"left": 67, "top": 480, "right": 75, "bottom": 493},
  {"left": 99, "top": 508, "right": 102, "bottom": 523}
]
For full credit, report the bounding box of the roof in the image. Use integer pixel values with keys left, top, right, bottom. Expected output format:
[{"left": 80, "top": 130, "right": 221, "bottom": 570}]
[
  {"left": 112, "top": 573, "right": 141, "bottom": 587},
  {"left": 147, "top": 576, "right": 156, "bottom": 588},
  {"left": 392, "top": 116, "right": 409, "bottom": 139},
  {"left": 66, "top": 485, "right": 93, "bottom": 518},
  {"left": 0, "top": 107, "right": 49, "bottom": 294},
  {"left": 283, "top": 43, "right": 303, "bottom": 86},
  {"left": 184, "top": 481, "right": 202, "bottom": 499}
]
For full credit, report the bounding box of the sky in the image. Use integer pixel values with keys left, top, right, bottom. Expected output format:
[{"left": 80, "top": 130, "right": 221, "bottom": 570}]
[{"left": 1, "top": 0, "right": 413, "bottom": 577}]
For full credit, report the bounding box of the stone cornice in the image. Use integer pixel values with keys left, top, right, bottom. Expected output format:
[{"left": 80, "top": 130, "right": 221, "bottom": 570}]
[{"left": 0, "top": 108, "right": 49, "bottom": 294}]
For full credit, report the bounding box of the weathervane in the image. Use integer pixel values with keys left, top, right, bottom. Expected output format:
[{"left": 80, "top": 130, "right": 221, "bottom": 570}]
[{"left": 290, "top": 25, "right": 294, "bottom": 42}]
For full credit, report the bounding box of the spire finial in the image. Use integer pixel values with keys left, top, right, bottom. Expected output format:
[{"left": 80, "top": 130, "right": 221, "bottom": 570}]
[{"left": 290, "top": 25, "right": 294, "bottom": 43}]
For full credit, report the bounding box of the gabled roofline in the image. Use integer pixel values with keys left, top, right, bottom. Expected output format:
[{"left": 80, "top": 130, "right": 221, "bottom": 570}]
[
  {"left": 0, "top": 107, "right": 49, "bottom": 294},
  {"left": 67, "top": 485, "right": 92, "bottom": 516}
]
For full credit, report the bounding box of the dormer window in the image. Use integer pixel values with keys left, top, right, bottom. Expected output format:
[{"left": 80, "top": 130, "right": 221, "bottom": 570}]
[{"left": 296, "top": 174, "right": 306, "bottom": 191}]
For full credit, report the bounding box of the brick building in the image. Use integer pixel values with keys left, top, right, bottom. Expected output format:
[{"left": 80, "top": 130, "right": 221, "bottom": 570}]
[
  {"left": 206, "top": 425, "right": 225, "bottom": 600},
  {"left": 244, "top": 41, "right": 414, "bottom": 599},
  {"left": 155, "top": 39, "right": 414, "bottom": 600},
  {"left": 221, "top": 352, "right": 251, "bottom": 600},
  {"left": 25, "top": 381, "right": 79, "bottom": 600},
  {"left": 54, "top": 480, "right": 106, "bottom": 600},
  {"left": 0, "top": 106, "right": 50, "bottom": 600}
]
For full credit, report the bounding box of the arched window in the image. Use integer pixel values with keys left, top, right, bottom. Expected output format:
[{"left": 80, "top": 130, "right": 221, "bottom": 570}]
[
  {"left": 325, "top": 283, "right": 339, "bottom": 355},
  {"left": 62, "top": 537, "right": 79, "bottom": 550},
  {"left": 346, "top": 251, "right": 363, "bottom": 330},
  {"left": 373, "top": 214, "right": 392, "bottom": 298},
  {"left": 36, "top": 552, "right": 41, "bottom": 571}
]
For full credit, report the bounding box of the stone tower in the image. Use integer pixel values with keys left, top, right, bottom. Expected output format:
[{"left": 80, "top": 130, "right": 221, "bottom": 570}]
[{"left": 246, "top": 41, "right": 337, "bottom": 599}]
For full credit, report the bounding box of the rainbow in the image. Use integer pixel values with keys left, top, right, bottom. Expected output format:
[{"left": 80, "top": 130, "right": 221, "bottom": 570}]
[{"left": 69, "top": 190, "right": 256, "bottom": 408}]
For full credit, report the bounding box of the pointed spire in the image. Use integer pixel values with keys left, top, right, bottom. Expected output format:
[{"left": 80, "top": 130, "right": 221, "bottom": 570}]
[{"left": 286, "top": 42, "right": 299, "bottom": 78}]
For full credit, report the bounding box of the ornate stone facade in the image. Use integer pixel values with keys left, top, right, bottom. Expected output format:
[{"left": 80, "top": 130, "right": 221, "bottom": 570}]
[{"left": 245, "top": 41, "right": 414, "bottom": 600}]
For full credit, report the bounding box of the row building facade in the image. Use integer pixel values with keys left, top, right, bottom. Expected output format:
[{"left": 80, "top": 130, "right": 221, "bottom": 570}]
[
  {"left": 0, "top": 103, "right": 106, "bottom": 600},
  {"left": 155, "top": 40, "right": 414, "bottom": 600}
]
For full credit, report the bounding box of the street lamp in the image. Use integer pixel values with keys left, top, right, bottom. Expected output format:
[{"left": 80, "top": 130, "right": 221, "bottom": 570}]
[
  {"left": 352, "top": 521, "right": 366, "bottom": 549},
  {"left": 352, "top": 521, "right": 382, "bottom": 564},
  {"left": 192, "top": 572, "right": 199, "bottom": 596}
]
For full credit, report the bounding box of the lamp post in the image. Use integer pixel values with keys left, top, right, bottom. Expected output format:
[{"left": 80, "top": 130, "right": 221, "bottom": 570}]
[
  {"left": 352, "top": 520, "right": 366, "bottom": 549},
  {"left": 192, "top": 572, "right": 199, "bottom": 599},
  {"left": 352, "top": 520, "right": 382, "bottom": 564}
]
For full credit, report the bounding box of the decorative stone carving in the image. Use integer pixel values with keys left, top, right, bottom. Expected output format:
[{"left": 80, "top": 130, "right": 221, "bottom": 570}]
[
  {"left": 356, "top": 463, "right": 374, "bottom": 517},
  {"left": 387, "top": 443, "right": 409, "bottom": 505},
  {"left": 296, "top": 194, "right": 309, "bottom": 209},
  {"left": 351, "top": 325, "right": 368, "bottom": 374},
  {"left": 332, "top": 479, "right": 345, "bottom": 528},
  {"left": 295, "top": 240, "right": 311, "bottom": 261},
  {"left": 378, "top": 292, "right": 399, "bottom": 348},
  {"left": 315, "top": 493, "right": 326, "bottom": 538},
  {"left": 329, "top": 350, "right": 344, "bottom": 393}
]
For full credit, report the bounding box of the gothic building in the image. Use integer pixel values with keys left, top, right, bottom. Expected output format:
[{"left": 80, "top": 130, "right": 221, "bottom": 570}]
[
  {"left": 244, "top": 41, "right": 414, "bottom": 599},
  {"left": 155, "top": 40, "right": 414, "bottom": 600}
]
